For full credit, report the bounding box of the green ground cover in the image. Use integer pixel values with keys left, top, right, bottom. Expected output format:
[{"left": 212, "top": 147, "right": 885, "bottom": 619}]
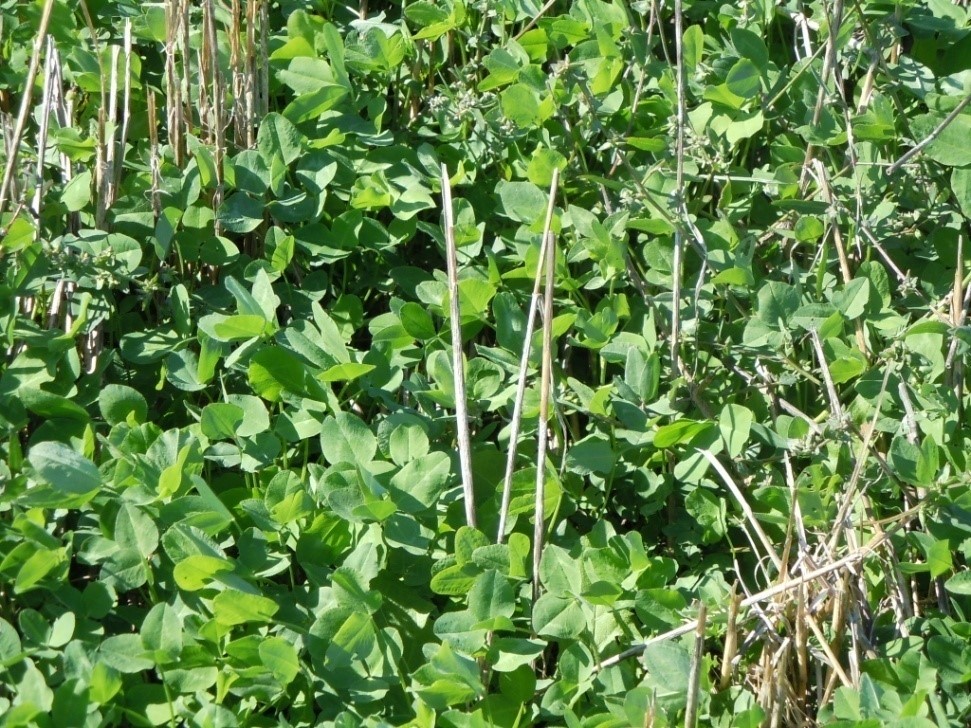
[{"left": 2, "top": 0, "right": 971, "bottom": 725}]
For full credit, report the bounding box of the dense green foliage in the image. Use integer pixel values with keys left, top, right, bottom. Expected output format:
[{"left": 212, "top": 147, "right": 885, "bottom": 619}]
[{"left": 3, "top": 0, "right": 971, "bottom": 725}]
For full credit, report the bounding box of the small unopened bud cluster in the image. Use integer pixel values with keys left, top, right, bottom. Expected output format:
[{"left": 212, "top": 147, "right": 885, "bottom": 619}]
[
  {"left": 454, "top": 88, "right": 478, "bottom": 118},
  {"left": 496, "top": 116, "right": 517, "bottom": 137}
]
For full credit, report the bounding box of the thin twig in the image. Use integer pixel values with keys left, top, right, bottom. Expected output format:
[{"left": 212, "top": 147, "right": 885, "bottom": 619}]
[
  {"left": 811, "top": 159, "right": 868, "bottom": 357},
  {"left": 805, "top": 600, "right": 854, "bottom": 687},
  {"left": 246, "top": 0, "right": 257, "bottom": 147},
  {"left": 98, "top": 42, "right": 119, "bottom": 227},
  {"left": 115, "top": 20, "right": 132, "bottom": 197},
  {"left": 897, "top": 381, "right": 919, "bottom": 445},
  {"left": 513, "top": 0, "right": 557, "bottom": 41},
  {"left": 800, "top": 0, "right": 845, "bottom": 190},
  {"left": 204, "top": 0, "right": 225, "bottom": 216},
  {"left": 809, "top": 329, "right": 844, "bottom": 422},
  {"left": 533, "top": 229, "right": 556, "bottom": 601},
  {"left": 94, "top": 104, "right": 107, "bottom": 228},
  {"left": 497, "top": 292, "right": 541, "bottom": 538},
  {"left": 718, "top": 585, "right": 740, "bottom": 690},
  {"left": 30, "top": 37, "right": 56, "bottom": 219},
  {"left": 670, "top": 0, "right": 686, "bottom": 379},
  {"left": 442, "top": 164, "right": 476, "bottom": 528},
  {"left": 794, "top": 586, "right": 809, "bottom": 701},
  {"left": 179, "top": 0, "right": 192, "bottom": 146},
  {"left": 684, "top": 601, "right": 707, "bottom": 727},
  {"left": 824, "top": 364, "right": 893, "bottom": 557},
  {"left": 260, "top": 0, "right": 269, "bottom": 124},
  {"left": 595, "top": 509, "right": 919, "bottom": 672},
  {"left": 700, "top": 449, "right": 783, "bottom": 573},
  {"left": 945, "top": 277, "right": 971, "bottom": 371},
  {"left": 946, "top": 237, "right": 968, "bottom": 416},
  {"left": 887, "top": 91, "right": 971, "bottom": 175},
  {"left": 498, "top": 169, "right": 559, "bottom": 543},
  {"left": 0, "top": 0, "right": 56, "bottom": 217},
  {"left": 147, "top": 90, "right": 161, "bottom": 218},
  {"left": 230, "top": 0, "right": 242, "bottom": 145},
  {"left": 164, "top": 0, "right": 183, "bottom": 166}
]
